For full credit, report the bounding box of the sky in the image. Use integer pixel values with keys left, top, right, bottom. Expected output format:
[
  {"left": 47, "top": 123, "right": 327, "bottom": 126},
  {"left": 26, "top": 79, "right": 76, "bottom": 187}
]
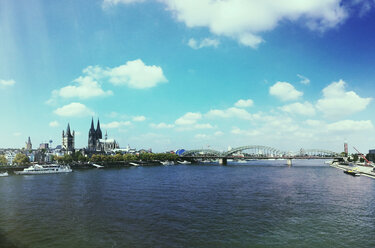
[{"left": 1, "top": 0, "right": 375, "bottom": 153}]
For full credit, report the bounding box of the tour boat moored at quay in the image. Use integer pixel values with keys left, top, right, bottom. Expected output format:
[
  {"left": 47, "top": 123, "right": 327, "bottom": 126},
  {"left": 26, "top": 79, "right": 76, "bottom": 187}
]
[
  {"left": 0, "top": 171, "right": 8, "bottom": 177},
  {"left": 15, "top": 164, "right": 72, "bottom": 175}
]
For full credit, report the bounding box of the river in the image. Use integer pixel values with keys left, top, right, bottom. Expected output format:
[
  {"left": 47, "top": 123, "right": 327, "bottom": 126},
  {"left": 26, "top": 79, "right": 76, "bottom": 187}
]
[{"left": 0, "top": 160, "right": 374, "bottom": 248}]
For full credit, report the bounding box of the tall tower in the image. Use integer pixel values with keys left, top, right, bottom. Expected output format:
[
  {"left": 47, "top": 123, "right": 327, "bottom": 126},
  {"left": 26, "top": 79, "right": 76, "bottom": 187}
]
[
  {"left": 344, "top": 141, "right": 348, "bottom": 155},
  {"left": 88, "top": 117, "right": 97, "bottom": 151},
  {"left": 25, "top": 137, "right": 32, "bottom": 150},
  {"left": 62, "top": 123, "right": 75, "bottom": 152},
  {"left": 96, "top": 119, "right": 102, "bottom": 140}
]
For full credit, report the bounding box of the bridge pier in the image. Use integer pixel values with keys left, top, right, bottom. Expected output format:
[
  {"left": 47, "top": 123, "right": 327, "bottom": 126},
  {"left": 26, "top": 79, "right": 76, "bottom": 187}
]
[
  {"left": 287, "top": 159, "right": 292, "bottom": 167},
  {"left": 219, "top": 158, "right": 227, "bottom": 165}
]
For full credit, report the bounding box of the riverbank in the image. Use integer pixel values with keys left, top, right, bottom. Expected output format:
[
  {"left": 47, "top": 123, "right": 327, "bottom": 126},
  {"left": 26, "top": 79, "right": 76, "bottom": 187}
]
[
  {"left": 330, "top": 163, "right": 375, "bottom": 179},
  {"left": 0, "top": 160, "right": 176, "bottom": 173}
]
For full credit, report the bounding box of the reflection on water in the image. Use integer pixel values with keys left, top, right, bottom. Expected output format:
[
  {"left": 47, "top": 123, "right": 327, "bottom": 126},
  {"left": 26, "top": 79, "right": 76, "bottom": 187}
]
[{"left": 0, "top": 160, "right": 374, "bottom": 248}]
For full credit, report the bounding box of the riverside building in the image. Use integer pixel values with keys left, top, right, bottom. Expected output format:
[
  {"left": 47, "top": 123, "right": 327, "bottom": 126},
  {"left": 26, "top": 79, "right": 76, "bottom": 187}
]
[
  {"left": 88, "top": 118, "right": 119, "bottom": 153},
  {"left": 62, "top": 123, "right": 75, "bottom": 153}
]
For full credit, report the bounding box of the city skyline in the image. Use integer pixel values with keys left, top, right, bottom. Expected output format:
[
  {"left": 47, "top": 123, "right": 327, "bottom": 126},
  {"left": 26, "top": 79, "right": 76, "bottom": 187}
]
[{"left": 1, "top": 0, "right": 375, "bottom": 153}]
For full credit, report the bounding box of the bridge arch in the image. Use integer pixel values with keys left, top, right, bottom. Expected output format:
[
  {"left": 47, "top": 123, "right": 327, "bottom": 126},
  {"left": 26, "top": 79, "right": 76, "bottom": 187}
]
[
  {"left": 224, "top": 145, "right": 284, "bottom": 157},
  {"left": 181, "top": 149, "right": 222, "bottom": 157},
  {"left": 299, "top": 149, "right": 338, "bottom": 157}
]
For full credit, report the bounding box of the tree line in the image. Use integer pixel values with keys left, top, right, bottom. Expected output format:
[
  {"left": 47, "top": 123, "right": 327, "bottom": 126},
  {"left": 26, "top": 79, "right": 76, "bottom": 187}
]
[{"left": 54, "top": 152, "right": 179, "bottom": 164}]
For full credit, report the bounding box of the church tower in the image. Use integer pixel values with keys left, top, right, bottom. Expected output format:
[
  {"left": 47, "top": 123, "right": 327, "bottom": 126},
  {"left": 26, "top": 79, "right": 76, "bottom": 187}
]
[
  {"left": 62, "top": 123, "right": 75, "bottom": 152},
  {"left": 88, "top": 118, "right": 97, "bottom": 151},
  {"left": 25, "top": 137, "right": 32, "bottom": 150}
]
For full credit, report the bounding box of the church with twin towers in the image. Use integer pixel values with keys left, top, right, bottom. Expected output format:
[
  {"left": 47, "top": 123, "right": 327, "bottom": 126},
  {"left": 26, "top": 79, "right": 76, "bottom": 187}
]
[{"left": 88, "top": 118, "right": 119, "bottom": 153}]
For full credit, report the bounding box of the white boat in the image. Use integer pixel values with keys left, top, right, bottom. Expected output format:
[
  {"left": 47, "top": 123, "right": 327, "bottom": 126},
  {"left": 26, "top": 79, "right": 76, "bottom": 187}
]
[
  {"left": 129, "top": 162, "right": 139, "bottom": 166},
  {"left": 235, "top": 160, "right": 247, "bottom": 163},
  {"left": 92, "top": 163, "right": 104, "bottom": 168},
  {"left": 0, "top": 172, "right": 8, "bottom": 177},
  {"left": 177, "top": 160, "right": 191, "bottom": 165},
  {"left": 161, "top": 161, "right": 174, "bottom": 166},
  {"left": 15, "top": 164, "right": 72, "bottom": 175}
]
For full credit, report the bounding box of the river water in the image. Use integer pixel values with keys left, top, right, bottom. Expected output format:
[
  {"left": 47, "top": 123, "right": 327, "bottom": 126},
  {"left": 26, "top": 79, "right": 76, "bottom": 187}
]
[{"left": 0, "top": 160, "right": 374, "bottom": 248}]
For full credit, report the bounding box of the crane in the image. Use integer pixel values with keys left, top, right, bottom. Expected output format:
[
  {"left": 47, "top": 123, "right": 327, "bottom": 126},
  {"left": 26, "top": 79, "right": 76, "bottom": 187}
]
[{"left": 353, "top": 146, "right": 372, "bottom": 165}]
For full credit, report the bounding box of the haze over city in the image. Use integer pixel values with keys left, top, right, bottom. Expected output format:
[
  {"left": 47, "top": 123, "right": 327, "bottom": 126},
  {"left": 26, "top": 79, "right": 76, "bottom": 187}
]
[{"left": 1, "top": 0, "right": 375, "bottom": 153}]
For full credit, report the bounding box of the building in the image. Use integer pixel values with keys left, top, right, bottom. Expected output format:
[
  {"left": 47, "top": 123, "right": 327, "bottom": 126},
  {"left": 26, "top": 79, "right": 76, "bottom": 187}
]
[
  {"left": 25, "top": 137, "right": 32, "bottom": 150},
  {"left": 5, "top": 151, "right": 17, "bottom": 165},
  {"left": 367, "top": 149, "right": 375, "bottom": 162},
  {"left": 99, "top": 131, "right": 119, "bottom": 153},
  {"left": 88, "top": 118, "right": 119, "bottom": 153},
  {"left": 344, "top": 141, "right": 348, "bottom": 154},
  {"left": 39, "top": 143, "right": 49, "bottom": 150},
  {"left": 62, "top": 123, "right": 75, "bottom": 153},
  {"left": 88, "top": 118, "right": 102, "bottom": 152}
]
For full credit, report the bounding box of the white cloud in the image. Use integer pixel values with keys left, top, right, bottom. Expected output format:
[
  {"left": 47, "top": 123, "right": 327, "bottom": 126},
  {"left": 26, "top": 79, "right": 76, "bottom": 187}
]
[
  {"left": 54, "top": 102, "right": 94, "bottom": 117},
  {"left": 214, "top": 131, "right": 224, "bottom": 136},
  {"left": 150, "top": 122, "right": 175, "bottom": 129},
  {"left": 0, "top": 79, "right": 15, "bottom": 87},
  {"left": 102, "top": 0, "right": 144, "bottom": 8},
  {"left": 106, "top": 59, "right": 167, "bottom": 89},
  {"left": 297, "top": 74, "right": 310, "bottom": 85},
  {"left": 101, "top": 121, "right": 131, "bottom": 129},
  {"left": 13, "top": 132, "right": 21, "bottom": 137},
  {"left": 57, "top": 76, "right": 112, "bottom": 99},
  {"left": 49, "top": 121, "right": 59, "bottom": 127},
  {"left": 159, "top": 0, "right": 348, "bottom": 48},
  {"left": 326, "top": 120, "right": 373, "bottom": 132},
  {"left": 175, "top": 112, "right": 202, "bottom": 125},
  {"left": 206, "top": 107, "right": 252, "bottom": 120},
  {"left": 48, "top": 59, "right": 167, "bottom": 103},
  {"left": 195, "top": 134, "right": 208, "bottom": 139},
  {"left": 188, "top": 38, "right": 220, "bottom": 49},
  {"left": 304, "top": 119, "right": 324, "bottom": 127},
  {"left": 316, "top": 80, "right": 371, "bottom": 118},
  {"left": 132, "top": 115, "right": 146, "bottom": 122},
  {"left": 269, "top": 82, "right": 303, "bottom": 101},
  {"left": 194, "top": 123, "right": 214, "bottom": 129},
  {"left": 279, "top": 101, "right": 316, "bottom": 116},
  {"left": 231, "top": 127, "right": 260, "bottom": 136},
  {"left": 234, "top": 99, "right": 254, "bottom": 108}
]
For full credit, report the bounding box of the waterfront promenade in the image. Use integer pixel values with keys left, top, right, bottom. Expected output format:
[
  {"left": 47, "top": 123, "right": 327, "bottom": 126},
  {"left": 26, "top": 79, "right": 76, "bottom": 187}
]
[{"left": 330, "top": 163, "right": 375, "bottom": 179}]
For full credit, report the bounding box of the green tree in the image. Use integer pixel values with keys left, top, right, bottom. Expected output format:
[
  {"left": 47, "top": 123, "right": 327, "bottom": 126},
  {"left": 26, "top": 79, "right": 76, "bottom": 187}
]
[
  {"left": 113, "top": 153, "right": 123, "bottom": 162},
  {"left": 123, "top": 154, "right": 137, "bottom": 161},
  {"left": 13, "top": 153, "right": 30, "bottom": 166},
  {"left": 62, "top": 154, "right": 73, "bottom": 164},
  {"left": 0, "top": 155, "right": 7, "bottom": 166},
  {"left": 353, "top": 154, "right": 359, "bottom": 162}
]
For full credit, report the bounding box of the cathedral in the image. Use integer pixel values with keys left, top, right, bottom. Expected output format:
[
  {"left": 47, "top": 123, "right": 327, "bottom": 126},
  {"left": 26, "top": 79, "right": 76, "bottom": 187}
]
[
  {"left": 88, "top": 118, "right": 102, "bottom": 151},
  {"left": 62, "top": 123, "right": 75, "bottom": 152},
  {"left": 88, "top": 118, "right": 119, "bottom": 153}
]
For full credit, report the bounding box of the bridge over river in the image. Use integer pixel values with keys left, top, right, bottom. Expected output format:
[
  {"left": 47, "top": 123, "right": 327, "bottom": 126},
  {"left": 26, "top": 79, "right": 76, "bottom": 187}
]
[{"left": 180, "top": 145, "right": 339, "bottom": 165}]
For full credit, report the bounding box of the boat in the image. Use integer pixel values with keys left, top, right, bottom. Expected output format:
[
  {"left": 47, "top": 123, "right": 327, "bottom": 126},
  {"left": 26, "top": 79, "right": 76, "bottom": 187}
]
[
  {"left": 15, "top": 164, "right": 72, "bottom": 175},
  {"left": 161, "top": 161, "right": 174, "bottom": 166},
  {"left": 129, "top": 162, "right": 139, "bottom": 167},
  {"left": 177, "top": 160, "right": 191, "bottom": 165},
  {"left": 343, "top": 169, "right": 360, "bottom": 176},
  {"left": 92, "top": 163, "right": 104, "bottom": 168},
  {"left": 0, "top": 172, "right": 8, "bottom": 177},
  {"left": 235, "top": 160, "right": 247, "bottom": 163}
]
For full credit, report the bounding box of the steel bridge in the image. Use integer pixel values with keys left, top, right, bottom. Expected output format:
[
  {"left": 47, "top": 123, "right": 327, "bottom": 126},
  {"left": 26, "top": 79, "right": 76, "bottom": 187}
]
[{"left": 180, "top": 145, "right": 339, "bottom": 165}]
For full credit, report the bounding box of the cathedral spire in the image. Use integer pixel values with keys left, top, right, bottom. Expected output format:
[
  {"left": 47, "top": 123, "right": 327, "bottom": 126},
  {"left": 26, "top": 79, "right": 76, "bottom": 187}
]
[
  {"left": 67, "top": 123, "right": 72, "bottom": 136},
  {"left": 96, "top": 118, "right": 102, "bottom": 139},
  {"left": 90, "top": 117, "right": 95, "bottom": 131}
]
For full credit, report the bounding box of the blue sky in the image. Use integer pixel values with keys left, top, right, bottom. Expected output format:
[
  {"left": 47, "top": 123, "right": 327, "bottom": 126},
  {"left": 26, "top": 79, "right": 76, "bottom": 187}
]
[{"left": 1, "top": 0, "right": 375, "bottom": 153}]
